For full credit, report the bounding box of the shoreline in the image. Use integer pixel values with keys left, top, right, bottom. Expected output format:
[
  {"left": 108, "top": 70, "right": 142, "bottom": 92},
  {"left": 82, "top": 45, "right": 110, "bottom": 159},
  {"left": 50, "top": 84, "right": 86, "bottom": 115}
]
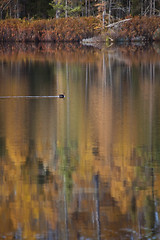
[
  {"left": 0, "top": 16, "right": 159, "bottom": 44},
  {"left": 0, "top": 17, "right": 99, "bottom": 43}
]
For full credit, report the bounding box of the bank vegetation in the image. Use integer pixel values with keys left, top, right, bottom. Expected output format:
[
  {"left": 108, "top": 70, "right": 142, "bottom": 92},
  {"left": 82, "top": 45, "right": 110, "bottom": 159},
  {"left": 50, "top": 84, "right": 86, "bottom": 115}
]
[
  {"left": 0, "top": 0, "right": 160, "bottom": 43},
  {"left": 0, "top": 17, "right": 100, "bottom": 42},
  {"left": 109, "top": 16, "right": 160, "bottom": 42},
  {"left": 0, "top": 16, "right": 160, "bottom": 43}
]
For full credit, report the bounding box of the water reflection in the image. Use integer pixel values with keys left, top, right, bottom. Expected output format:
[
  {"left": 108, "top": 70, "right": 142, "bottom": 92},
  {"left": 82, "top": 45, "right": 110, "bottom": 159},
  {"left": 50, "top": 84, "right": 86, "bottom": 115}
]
[{"left": 0, "top": 43, "right": 160, "bottom": 239}]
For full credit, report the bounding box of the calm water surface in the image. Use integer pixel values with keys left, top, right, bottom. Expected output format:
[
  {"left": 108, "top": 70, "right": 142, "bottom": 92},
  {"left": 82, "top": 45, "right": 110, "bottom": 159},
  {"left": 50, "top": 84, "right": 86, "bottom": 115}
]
[{"left": 0, "top": 43, "right": 160, "bottom": 239}]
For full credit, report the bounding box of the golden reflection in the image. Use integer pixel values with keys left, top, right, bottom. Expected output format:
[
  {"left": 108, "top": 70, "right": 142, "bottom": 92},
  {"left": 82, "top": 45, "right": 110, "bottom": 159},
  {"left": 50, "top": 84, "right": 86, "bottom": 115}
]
[{"left": 0, "top": 44, "right": 160, "bottom": 239}]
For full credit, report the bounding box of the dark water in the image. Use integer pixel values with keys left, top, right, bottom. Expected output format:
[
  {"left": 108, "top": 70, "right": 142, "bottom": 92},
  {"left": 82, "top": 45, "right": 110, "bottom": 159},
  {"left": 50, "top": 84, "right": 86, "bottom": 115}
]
[{"left": 0, "top": 43, "right": 160, "bottom": 240}]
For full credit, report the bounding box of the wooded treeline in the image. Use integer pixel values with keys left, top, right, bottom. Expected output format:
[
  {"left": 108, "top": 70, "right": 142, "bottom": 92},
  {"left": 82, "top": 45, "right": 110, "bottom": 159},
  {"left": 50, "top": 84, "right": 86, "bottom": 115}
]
[{"left": 0, "top": 0, "right": 160, "bottom": 20}]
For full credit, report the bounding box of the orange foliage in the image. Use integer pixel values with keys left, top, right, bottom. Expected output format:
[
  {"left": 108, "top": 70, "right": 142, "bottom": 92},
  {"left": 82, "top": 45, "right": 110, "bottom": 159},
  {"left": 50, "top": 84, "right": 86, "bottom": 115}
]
[
  {"left": 116, "top": 16, "right": 160, "bottom": 42},
  {"left": 0, "top": 17, "right": 100, "bottom": 42}
]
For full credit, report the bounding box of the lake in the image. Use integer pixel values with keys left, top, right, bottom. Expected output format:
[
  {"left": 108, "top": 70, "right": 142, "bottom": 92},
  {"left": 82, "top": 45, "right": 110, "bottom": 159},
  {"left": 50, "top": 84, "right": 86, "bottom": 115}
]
[{"left": 0, "top": 42, "right": 160, "bottom": 240}]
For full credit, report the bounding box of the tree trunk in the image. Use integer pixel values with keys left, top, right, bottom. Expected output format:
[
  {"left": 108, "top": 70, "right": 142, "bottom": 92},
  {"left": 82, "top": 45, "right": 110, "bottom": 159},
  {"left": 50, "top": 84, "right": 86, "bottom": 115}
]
[
  {"left": 0, "top": 8, "right": 2, "bottom": 19},
  {"left": 16, "top": 0, "right": 19, "bottom": 18},
  {"left": 10, "top": 4, "right": 11, "bottom": 17},
  {"left": 150, "top": 0, "right": 153, "bottom": 16},
  {"left": 108, "top": 0, "right": 112, "bottom": 25},
  {"left": 144, "top": 0, "right": 147, "bottom": 15},
  {"left": 128, "top": 0, "right": 131, "bottom": 14},
  {"left": 55, "top": 0, "right": 59, "bottom": 18},
  {"left": 85, "top": 0, "right": 87, "bottom": 16},
  {"left": 80, "top": 0, "right": 84, "bottom": 16},
  {"left": 65, "top": 0, "right": 67, "bottom": 18},
  {"left": 102, "top": 0, "right": 106, "bottom": 29},
  {"left": 88, "top": 0, "right": 90, "bottom": 16},
  {"left": 141, "top": 0, "right": 143, "bottom": 16},
  {"left": 153, "top": 0, "right": 155, "bottom": 15}
]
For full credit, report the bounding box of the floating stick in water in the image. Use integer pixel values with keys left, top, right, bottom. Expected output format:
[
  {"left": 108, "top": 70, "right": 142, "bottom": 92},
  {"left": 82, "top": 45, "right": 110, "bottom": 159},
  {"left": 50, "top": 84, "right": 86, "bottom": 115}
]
[{"left": 0, "top": 94, "right": 65, "bottom": 99}]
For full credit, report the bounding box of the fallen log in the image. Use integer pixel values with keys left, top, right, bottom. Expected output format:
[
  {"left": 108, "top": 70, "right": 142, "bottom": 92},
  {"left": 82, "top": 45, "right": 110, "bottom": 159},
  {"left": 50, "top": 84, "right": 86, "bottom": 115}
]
[{"left": 106, "top": 18, "right": 132, "bottom": 28}]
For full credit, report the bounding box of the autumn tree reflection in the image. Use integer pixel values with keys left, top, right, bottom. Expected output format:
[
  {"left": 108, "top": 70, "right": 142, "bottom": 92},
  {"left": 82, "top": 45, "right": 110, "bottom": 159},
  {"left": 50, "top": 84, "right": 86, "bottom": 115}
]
[{"left": 0, "top": 44, "right": 160, "bottom": 239}]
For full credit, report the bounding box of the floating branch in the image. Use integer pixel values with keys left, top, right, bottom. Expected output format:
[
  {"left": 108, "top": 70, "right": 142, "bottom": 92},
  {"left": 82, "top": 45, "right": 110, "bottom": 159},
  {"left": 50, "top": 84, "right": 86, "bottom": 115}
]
[{"left": 0, "top": 94, "right": 65, "bottom": 99}]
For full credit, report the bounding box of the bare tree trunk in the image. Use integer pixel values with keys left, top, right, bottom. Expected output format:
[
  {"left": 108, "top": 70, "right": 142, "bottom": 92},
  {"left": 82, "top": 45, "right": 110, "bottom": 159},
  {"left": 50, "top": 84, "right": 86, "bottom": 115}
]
[
  {"left": 0, "top": 8, "right": 2, "bottom": 19},
  {"left": 80, "top": 0, "right": 84, "bottom": 16},
  {"left": 16, "top": 0, "right": 19, "bottom": 18},
  {"left": 153, "top": 0, "right": 155, "bottom": 15},
  {"left": 88, "top": 0, "right": 90, "bottom": 16},
  {"left": 108, "top": 0, "right": 112, "bottom": 25},
  {"left": 65, "top": 0, "right": 67, "bottom": 17},
  {"left": 85, "top": 0, "right": 87, "bottom": 16},
  {"left": 55, "top": 0, "right": 60, "bottom": 18},
  {"left": 150, "top": 0, "right": 153, "bottom": 16},
  {"left": 128, "top": 0, "right": 131, "bottom": 14},
  {"left": 102, "top": 0, "right": 106, "bottom": 29},
  {"left": 56, "top": 11, "right": 60, "bottom": 18},
  {"left": 141, "top": 0, "right": 143, "bottom": 16},
  {"left": 144, "top": 0, "right": 147, "bottom": 15}
]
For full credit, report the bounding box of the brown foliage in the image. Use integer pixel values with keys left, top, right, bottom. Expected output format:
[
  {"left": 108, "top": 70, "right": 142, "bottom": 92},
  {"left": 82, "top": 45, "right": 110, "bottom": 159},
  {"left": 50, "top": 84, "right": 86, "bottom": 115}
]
[
  {"left": 0, "top": 17, "right": 100, "bottom": 42},
  {"left": 116, "top": 16, "right": 160, "bottom": 42}
]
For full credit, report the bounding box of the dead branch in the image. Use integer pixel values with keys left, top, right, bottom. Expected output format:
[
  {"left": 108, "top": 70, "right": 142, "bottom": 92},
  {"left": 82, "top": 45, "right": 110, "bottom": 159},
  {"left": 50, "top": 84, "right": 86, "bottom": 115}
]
[{"left": 106, "top": 18, "right": 132, "bottom": 28}]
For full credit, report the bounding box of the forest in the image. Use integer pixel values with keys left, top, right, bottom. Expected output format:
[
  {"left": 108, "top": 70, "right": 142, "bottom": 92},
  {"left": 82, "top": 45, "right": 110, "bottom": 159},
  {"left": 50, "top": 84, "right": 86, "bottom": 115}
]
[{"left": 0, "top": 0, "right": 159, "bottom": 20}]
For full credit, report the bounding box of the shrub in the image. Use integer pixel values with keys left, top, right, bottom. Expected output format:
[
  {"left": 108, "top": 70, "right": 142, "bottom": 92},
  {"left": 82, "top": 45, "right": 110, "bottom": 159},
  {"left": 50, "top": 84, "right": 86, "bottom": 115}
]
[
  {"left": 0, "top": 17, "right": 100, "bottom": 42},
  {"left": 116, "top": 16, "right": 160, "bottom": 42}
]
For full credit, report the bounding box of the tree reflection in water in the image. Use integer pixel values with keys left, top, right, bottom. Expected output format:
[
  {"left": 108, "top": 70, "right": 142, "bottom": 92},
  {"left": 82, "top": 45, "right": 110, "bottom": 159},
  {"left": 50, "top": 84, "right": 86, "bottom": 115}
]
[{"left": 0, "top": 43, "right": 159, "bottom": 239}]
